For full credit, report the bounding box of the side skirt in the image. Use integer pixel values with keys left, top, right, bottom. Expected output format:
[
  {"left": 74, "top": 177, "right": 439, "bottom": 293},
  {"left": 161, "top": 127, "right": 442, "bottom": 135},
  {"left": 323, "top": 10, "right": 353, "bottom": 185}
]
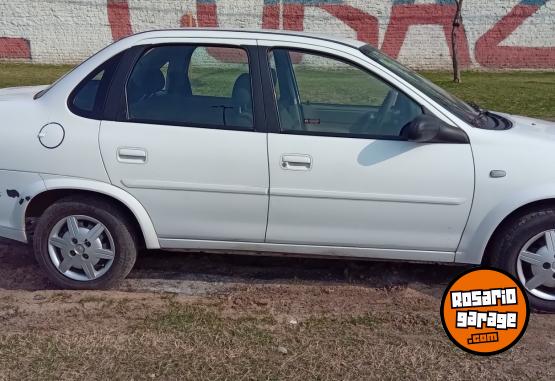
[{"left": 158, "top": 239, "right": 455, "bottom": 263}]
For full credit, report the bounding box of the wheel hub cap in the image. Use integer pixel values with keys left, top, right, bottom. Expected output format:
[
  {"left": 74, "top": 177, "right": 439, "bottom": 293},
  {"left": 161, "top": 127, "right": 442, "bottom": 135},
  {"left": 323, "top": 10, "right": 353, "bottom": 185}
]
[
  {"left": 47, "top": 215, "right": 116, "bottom": 282},
  {"left": 517, "top": 230, "right": 555, "bottom": 301}
]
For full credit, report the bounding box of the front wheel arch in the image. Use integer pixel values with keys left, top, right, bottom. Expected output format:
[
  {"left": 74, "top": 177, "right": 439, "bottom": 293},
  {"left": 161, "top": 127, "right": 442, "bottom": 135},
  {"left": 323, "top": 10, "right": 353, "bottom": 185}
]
[{"left": 482, "top": 198, "right": 555, "bottom": 265}]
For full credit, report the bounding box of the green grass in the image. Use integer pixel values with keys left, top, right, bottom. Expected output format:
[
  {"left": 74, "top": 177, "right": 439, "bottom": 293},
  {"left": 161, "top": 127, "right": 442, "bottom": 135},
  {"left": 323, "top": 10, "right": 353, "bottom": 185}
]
[
  {"left": 1, "top": 63, "right": 553, "bottom": 118},
  {"left": 422, "top": 71, "right": 555, "bottom": 118},
  {"left": 295, "top": 67, "right": 391, "bottom": 106},
  {"left": 188, "top": 66, "right": 247, "bottom": 97},
  {"left": 0, "top": 63, "right": 73, "bottom": 88}
]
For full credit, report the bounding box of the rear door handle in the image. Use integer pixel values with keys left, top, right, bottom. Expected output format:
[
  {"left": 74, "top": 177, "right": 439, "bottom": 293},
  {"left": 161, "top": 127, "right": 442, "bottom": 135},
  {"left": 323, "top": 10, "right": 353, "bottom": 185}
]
[
  {"left": 117, "top": 147, "right": 147, "bottom": 164},
  {"left": 280, "top": 154, "right": 312, "bottom": 171}
]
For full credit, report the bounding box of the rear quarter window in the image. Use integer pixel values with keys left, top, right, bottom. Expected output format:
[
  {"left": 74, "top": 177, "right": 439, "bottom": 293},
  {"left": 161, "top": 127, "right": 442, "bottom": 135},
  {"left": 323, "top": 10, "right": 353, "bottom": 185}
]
[{"left": 68, "top": 53, "right": 123, "bottom": 119}]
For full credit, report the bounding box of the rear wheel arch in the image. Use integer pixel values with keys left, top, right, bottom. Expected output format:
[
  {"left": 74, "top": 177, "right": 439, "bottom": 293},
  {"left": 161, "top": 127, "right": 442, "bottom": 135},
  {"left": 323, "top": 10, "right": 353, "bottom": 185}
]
[{"left": 25, "top": 188, "right": 158, "bottom": 249}]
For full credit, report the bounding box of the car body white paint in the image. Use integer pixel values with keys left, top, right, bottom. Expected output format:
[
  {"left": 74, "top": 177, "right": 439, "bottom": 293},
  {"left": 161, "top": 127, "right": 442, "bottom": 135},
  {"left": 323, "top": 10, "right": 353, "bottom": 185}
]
[
  {"left": 0, "top": 29, "right": 553, "bottom": 265},
  {"left": 266, "top": 133, "right": 474, "bottom": 252},
  {"left": 0, "top": 170, "right": 46, "bottom": 242},
  {"left": 100, "top": 121, "right": 269, "bottom": 242}
]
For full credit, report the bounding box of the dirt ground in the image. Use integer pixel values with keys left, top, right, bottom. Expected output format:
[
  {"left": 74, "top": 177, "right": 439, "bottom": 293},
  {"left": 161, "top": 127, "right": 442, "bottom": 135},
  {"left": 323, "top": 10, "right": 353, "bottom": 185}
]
[{"left": 0, "top": 239, "right": 553, "bottom": 380}]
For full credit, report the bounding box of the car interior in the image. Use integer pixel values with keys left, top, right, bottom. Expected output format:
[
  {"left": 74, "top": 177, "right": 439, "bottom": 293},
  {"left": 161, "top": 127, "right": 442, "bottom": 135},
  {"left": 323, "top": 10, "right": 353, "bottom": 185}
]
[
  {"left": 126, "top": 45, "right": 254, "bottom": 130},
  {"left": 77, "top": 44, "right": 423, "bottom": 137},
  {"left": 72, "top": 73, "right": 102, "bottom": 113},
  {"left": 269, "top": 49, "right": 423, "bottom": 138}
]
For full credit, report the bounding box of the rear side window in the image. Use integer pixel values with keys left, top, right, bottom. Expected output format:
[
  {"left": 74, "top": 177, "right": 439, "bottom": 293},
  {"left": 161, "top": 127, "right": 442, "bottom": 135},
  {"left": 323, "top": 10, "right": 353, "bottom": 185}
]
[
  {"left": 69, "top": 53, "right": 122, "bottom": 119},
  {"left": 188, "top": 46, "right": 248, "bottom": 98},
  {"left": 125, "top": 45, "right": 253, "bottom": 130}
]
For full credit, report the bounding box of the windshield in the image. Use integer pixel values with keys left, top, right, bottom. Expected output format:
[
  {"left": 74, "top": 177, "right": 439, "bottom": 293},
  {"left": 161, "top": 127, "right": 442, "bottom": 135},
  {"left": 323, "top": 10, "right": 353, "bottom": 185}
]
[{"left": 360, "top": 45, "right": 480, "bottom": 126}]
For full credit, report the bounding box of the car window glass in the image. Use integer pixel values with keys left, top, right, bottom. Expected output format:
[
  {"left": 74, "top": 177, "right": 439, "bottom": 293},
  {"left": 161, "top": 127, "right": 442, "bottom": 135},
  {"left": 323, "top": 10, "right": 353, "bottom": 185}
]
[
  {"left": 361, "top": 45, "right": 479, "bottom": 126},
  {"left": 72, "top": 70, "right": 105, "bottom": 112},
  {"left": 188, "top": 47, "right": 249, "bottom": 98},
  {"left": 126, "top": 45, "right": 253, "bottom": 130},
  {"left": 269, "top": 49, "right": 423, "bottom": 138},
  {"left": 70, "top": 53, "right": 122, "bottom": 118},
  {"left": 268, "top": 51, "right": 281, "bottom": 99}
]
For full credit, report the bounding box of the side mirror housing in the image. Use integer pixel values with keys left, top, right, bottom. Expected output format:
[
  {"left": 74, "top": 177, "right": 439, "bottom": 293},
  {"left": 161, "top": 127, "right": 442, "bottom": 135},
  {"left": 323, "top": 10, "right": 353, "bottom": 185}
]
[{"left": 401, "top": 115, "right": 469, "bottom": 144}]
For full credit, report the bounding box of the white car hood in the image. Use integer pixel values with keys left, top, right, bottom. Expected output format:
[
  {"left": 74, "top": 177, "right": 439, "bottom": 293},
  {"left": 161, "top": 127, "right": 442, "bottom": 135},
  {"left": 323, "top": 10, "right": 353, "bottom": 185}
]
[
  {"left": 498, "top": 113, "right": 555, "bottom": 140},
  {"left": 0, "top": 85, "right": 49, "bottom": 101}
]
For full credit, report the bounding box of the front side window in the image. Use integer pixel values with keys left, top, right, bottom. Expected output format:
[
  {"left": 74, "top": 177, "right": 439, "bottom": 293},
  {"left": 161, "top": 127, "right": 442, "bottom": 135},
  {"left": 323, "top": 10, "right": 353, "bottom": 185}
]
[
  {"left": 360, "top": 45, "right": 479, "bottom": 126},
  {"left": 269, "top": 49, "right": 423, "bottom": 138},
  {"left": 126, "top": 45, "right": 253, "bottom": 130}
]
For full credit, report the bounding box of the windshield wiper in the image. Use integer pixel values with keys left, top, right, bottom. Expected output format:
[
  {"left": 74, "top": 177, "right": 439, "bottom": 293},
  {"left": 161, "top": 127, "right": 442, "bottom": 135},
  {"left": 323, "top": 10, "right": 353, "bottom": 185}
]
[
  {"left": 468, "top": 101, "right": 489, "bottom": 126},
  {"left": 468, "top": 101, "right": 484, "bottom": 113}
]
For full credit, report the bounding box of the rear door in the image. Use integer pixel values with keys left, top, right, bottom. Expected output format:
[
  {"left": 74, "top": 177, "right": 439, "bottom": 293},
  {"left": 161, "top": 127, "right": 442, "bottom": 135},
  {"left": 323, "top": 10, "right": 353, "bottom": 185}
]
[
  {"left": 100, "top": 42, "right": 269, "bottom": 243},
  {"left": 261, "top": 45, "right": 474, "bottom": 254}
]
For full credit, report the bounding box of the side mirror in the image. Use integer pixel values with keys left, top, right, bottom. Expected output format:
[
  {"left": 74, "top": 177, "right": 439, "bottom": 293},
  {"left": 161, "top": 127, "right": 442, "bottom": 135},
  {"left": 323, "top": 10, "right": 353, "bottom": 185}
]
[{"left": 401, "top": 115, "right": 469, "bottom": 144}]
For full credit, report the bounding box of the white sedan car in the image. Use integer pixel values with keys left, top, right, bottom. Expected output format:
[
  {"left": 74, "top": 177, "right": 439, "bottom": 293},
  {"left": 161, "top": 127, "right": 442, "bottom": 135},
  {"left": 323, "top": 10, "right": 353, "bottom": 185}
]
[{"left": 0, "top": 29, "right": 554, "bottom": 311}]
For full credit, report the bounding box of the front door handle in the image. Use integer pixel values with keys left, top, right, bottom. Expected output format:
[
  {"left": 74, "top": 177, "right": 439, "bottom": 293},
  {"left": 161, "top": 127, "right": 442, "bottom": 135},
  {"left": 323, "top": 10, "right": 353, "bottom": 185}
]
[
  {"left": 117, "top": 147, "right": 147, "bottom": 164},
  {"left": 280, "top": 154, "right": 312, "bottom": 171}
]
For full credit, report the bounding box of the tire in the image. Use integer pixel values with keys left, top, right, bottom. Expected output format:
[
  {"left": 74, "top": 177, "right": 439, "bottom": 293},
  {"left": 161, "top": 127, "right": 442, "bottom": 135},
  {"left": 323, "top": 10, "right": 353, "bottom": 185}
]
[
  {"left": 489, "top": 208, "right": 555, "bottom": 313},
  {"left": 33, "top": 196, "right": 137, "bottom": 289}
]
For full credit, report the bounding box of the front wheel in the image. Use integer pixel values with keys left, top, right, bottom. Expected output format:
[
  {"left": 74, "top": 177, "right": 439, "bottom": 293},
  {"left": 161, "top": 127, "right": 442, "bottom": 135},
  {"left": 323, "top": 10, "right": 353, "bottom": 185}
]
[
  {"left": 33, "top": 197, "right": 137, "bottom": 289},
  {"left": 489, "top": 208, "right": 555, "bottom": 312}
]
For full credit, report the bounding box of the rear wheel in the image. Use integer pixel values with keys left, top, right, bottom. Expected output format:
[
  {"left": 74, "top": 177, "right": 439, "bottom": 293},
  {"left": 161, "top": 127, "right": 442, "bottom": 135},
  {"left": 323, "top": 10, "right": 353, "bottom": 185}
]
[
  {"left": 33, "top": 197, "right": 137, "bottom": 289},
  {"left": 489, "top": 208, "right": 555, "bottom": 312}
]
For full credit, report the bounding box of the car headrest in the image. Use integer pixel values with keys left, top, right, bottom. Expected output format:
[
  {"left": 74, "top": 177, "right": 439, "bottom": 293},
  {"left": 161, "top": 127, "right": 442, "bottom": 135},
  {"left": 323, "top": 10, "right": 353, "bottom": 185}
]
[
  {"left": 131, "top": 68, "right": 165, "bottom": 100},
  {"left": 232, "top": 73, "right": 252, "bottom": 111}
]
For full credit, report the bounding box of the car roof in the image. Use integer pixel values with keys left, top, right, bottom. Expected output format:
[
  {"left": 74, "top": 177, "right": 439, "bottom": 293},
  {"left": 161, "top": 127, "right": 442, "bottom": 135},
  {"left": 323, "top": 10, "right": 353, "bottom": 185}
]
[{"left": 129, "top": 28, "right": 367, "bottom": 49}]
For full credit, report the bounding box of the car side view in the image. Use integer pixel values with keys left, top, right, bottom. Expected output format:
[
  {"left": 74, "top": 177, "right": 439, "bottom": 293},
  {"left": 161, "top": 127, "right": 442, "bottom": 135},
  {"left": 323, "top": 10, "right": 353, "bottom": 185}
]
[{"left": 0, "top": 29, "right": 554, "bottom": 311}]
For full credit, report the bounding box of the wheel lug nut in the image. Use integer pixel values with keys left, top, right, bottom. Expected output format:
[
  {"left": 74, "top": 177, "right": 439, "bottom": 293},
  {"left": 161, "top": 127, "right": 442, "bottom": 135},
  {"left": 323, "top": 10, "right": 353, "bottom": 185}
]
[
  {"left": 72, "top": 238, "right": 78, "bottom": 244},
  {"left": 543, "top": 262, "right": 551, "bottom": 269},
  {"left": 85, "top": 241, "right": 91, "bottom": 247},
  {"left": 83, "top": 254, "right": 89, "bottom": 260}
]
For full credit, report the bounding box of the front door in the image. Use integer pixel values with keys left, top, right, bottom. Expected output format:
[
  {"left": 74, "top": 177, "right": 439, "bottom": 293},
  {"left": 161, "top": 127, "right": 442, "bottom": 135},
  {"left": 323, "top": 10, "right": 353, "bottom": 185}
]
[
  {"left": 264, "top": 48, "right": 474, "bottom": 253},
  {"left": 100, "top": 43, "right": 269, "bottom": 242}
]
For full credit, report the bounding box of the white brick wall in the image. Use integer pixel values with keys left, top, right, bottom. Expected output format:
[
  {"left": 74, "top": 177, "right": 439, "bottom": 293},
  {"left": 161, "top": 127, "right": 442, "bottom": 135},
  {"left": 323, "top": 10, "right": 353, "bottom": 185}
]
[{"left": 0, "top": 0, "right": 553, "bottom": 70}]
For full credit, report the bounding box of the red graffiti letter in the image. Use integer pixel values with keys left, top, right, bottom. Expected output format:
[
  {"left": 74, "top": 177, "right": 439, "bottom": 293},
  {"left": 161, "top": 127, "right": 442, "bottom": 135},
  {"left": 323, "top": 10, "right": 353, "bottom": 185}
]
[
  {"left": 262, "top": 3, "right": 378, "bottom": 46},
  {"left": 262, "top": 2, "right": 280, "bottom": 30},
  {"left": 0, "top": 37, "right": 31, "bottom": 59},
  {"left": 188, "top": 1, "right": 244, "bottom": 63},
  {"left": 318, "top": 4, "right": 378, "bottom": 47},
  {"left": 107, "top": 0, "right": 132, "bottom": 40},
  {"left": 381, "top": 3, "right": 470, "bottom": 67},
  {"left": 475, "top": 2, "right": 555, "bottom": 69},
  {"left": 196, "top": 1, "right": 218, "bottom": 27},
  {"left": 262, "top": 3, "right": 378, "bottom": 63}
]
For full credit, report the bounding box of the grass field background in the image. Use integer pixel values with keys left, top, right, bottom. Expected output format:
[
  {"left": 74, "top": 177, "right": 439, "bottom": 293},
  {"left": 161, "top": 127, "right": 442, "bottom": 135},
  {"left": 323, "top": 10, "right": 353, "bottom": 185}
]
[{"left": 1, "top": 63, "right": 553, "bottom": 118}]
